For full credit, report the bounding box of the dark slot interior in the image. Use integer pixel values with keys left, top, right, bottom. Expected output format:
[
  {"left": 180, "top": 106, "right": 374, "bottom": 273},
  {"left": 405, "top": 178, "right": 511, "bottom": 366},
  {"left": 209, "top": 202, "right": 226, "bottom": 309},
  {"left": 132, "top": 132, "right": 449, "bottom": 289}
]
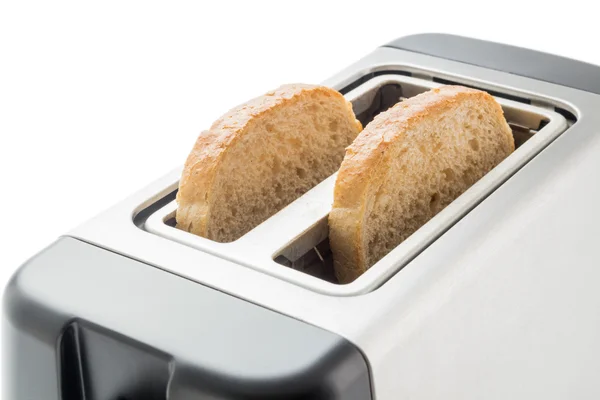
[
  {"left": 340, "top": 70, "right": 411, "bottom": 95},
  {"left": 274, "top": 238, "right": 337, "bottom": 283},
  {"left": 554, "top": 106, "right": 577, "bottom": 123},
  {"left": 274, "top": 78, "right": 561, "bottom": 284},
  {"left": 133, "top": 190, "right": 177, "bottom": 229},
  {"left": 432, "top": 76, "right": 532, "bottom": 104},
  {"left": 354, "top": 83, "right": 403, "bottom": 126},
  {"left": 165, "top": 217, "right": 176, "bottom": 227}
]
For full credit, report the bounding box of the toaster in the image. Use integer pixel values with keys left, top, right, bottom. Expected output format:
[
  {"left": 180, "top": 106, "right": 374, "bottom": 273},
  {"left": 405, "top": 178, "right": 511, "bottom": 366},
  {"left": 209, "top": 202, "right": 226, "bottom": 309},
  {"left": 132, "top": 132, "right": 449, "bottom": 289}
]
[{"left": 4, "top": 33, "right": 600, "bottom": 400}]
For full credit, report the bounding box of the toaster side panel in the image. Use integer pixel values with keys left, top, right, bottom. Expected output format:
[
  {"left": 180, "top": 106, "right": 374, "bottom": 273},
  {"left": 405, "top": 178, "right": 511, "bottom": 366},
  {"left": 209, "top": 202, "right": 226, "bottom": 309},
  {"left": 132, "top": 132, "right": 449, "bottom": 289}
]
[
  {"left": 385, "top": 33, "right": 600, "bottom": 95},
  {"left": 2, "top": 237, "right": 372, "bottom": 400}
]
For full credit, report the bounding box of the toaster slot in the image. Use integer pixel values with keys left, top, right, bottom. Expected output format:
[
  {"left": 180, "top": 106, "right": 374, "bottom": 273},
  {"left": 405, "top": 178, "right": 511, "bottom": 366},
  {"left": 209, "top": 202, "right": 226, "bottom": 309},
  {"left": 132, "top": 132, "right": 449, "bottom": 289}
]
[
  {"left": 270, "top": 74, "right": 569, "bottom": 287},
  {"left": 140, "top": 73, "right": 570, "bottom": 296}
]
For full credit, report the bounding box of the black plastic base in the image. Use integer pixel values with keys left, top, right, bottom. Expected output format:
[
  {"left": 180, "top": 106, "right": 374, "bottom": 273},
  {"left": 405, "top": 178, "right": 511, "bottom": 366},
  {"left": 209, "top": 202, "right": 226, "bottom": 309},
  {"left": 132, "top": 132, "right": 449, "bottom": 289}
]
[{"left": 3, "top": 238, "right": 371, "bottom": 400}]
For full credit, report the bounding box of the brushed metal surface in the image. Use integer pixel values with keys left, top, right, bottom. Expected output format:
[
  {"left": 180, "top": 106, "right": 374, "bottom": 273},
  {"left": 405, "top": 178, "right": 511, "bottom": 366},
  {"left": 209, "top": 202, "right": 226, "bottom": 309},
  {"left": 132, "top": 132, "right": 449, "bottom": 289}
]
[{"left": 69, "top": 46, "right": 600, "bottom": 399}]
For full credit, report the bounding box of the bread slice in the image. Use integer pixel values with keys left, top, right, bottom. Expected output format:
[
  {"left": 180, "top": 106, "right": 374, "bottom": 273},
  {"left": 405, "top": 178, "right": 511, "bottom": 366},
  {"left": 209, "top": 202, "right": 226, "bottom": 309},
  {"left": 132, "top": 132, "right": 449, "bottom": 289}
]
[
  {"left": 329, "top": 86, "right": 514, "bottom": 283},
  {"left": 176, "top": 84, "right": 362, "bottom": 242}
]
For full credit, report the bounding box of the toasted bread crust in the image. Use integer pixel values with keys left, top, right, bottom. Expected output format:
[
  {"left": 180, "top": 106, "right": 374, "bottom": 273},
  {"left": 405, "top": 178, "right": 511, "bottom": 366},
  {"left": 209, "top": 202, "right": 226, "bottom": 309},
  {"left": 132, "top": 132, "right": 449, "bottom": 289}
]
[
  {"left": 176, "top": 84, "right": 361, "bottom": 240},
  {"left": 329, "top": 86, "right": 514, "bottom": 283}
]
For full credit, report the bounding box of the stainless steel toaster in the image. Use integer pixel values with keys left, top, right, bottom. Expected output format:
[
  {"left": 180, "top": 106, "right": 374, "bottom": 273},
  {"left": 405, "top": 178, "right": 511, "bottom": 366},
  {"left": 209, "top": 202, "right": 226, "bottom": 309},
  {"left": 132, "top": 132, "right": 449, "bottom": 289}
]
[{"left": 4, "top": 33, "right": 600, "bottom": 400}]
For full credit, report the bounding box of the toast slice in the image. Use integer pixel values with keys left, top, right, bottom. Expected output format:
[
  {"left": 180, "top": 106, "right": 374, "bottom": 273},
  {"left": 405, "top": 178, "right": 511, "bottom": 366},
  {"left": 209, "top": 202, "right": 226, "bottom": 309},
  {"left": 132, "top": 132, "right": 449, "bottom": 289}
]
[
  {"left": 329, "top": 86, "right": 514, "bottom": 283},
  {"left": 176, "top": 84, "right": 362, "bottom": 242}
]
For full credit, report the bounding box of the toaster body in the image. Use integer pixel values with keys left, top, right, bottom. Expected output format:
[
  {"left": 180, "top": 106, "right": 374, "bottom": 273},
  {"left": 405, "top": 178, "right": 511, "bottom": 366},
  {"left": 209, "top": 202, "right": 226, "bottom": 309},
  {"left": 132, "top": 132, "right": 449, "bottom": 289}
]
[{"left": 5, "top": 34, "right": 600, "bottom": 399}]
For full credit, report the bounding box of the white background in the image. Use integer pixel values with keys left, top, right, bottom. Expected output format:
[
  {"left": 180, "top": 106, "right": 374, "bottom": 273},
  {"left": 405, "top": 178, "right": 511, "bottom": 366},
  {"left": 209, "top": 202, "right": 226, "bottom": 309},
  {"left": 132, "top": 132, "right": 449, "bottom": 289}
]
[{"left": 0, "top": 0, "right": 598, "bottom": 390}]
